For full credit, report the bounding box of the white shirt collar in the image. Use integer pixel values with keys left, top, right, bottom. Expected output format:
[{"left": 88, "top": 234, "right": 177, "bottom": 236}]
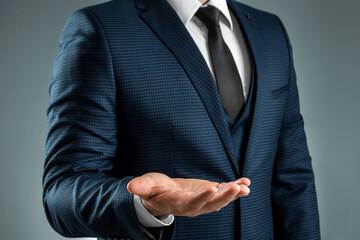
[{"left": 167, "top": 0, "right": 233, "bottom": 30}]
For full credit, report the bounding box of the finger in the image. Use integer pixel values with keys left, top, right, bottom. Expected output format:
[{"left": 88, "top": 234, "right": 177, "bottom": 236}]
[
  {"left": 216, "top": 182, "right": 227, "bottom": 190},
  {"left": 186, "top": 186, "right": 218, "bottom": 211},
  {"left": 232, "top": 184, "right": 250, "bottom": 200},
  {"left": 234, "top": 177, "right": 251, "bottom": 186},
  {"left": 202, "top": 182, "right": 241, "bottom": 213},
  {"left": 238, "top": 184, "right": 250, "bottom": 196},
  {"left": 127, "top": 176, "right": 155, "bottom": 198}
]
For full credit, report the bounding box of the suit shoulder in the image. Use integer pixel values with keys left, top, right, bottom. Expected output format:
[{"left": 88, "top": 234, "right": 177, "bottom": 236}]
[
  {"left": 233, "top": 1, "right": 275, "bottom": 19},
  {"left": 65, "top": 0, "right": 139, "bottom": 29},
  {"left": 233, "top": 1, "right": 293, "bottom": 59},
  {"left": 233, "top": 0, "right": 285, "bottom": 30},
  {"left": 75, "top": 0, "right": 135, "bottom": 19},
  {"left": 233, "top": 1, "right": 289, "bottom": 42}
]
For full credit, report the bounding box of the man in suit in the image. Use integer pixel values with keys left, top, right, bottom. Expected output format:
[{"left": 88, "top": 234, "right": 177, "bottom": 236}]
[{"left": 43, "top": 0, "right": 320, "bottom": 239}]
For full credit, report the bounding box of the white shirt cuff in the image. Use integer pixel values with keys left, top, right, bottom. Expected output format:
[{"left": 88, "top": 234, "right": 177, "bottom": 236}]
[{"left": 133, "top": 194, "right": 175, "bottom": 227}]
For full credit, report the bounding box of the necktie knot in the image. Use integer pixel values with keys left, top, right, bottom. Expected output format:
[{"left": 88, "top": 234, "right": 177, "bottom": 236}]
[{"left": 195, "top": 5, "right": 221, "bottom": 30}]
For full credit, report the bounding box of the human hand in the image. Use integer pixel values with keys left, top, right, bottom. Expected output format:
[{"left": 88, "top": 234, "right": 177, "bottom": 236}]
[{"left": 127, "top": 172, "right": 251, "bottom": 217}]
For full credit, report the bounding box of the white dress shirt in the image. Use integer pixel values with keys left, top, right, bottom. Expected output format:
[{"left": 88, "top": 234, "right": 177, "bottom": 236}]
[{"left": 133, "top": 0, "right": 252, "bottom": 231}]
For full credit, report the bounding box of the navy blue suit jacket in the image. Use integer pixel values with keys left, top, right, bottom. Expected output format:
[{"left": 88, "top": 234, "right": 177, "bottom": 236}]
[{"left": 43, "top": 0, "right": 320, "bottom": 239}]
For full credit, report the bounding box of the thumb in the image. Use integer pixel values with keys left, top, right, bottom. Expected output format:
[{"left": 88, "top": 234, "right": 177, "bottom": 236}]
[{"left": 127, "top": 176, "right": 154, "bottom": 198}]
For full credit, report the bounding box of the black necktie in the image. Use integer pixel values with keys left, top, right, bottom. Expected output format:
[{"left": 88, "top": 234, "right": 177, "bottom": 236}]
[{"left": 195, "top": 5, "right": 244, "bottom": 120}]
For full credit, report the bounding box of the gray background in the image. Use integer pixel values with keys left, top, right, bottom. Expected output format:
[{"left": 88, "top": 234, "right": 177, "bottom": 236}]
[{"left": 0, "top": 0, "right": 359, "bottom": 239}]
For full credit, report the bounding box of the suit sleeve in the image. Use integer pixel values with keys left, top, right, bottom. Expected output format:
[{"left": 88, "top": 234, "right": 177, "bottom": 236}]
[
  {"left": 43, "top": 9, "right": 149, "bottom": 239},
  {"left": 271, "top": 15, "right": 321, "bottom": 239}
]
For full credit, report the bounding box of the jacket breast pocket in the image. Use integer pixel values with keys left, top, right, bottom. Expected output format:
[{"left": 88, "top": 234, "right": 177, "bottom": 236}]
[{"left": 270, "top": 82, "right": 289, "bottom": 99}]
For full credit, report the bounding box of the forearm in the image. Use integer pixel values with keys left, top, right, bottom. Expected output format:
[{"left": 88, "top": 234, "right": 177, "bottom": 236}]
[
  {"left": 43, "top": 174, "right": 140, "bottom": 237},
  {"left": 271, "top": 116, "right": 320, "bottom": 239}
]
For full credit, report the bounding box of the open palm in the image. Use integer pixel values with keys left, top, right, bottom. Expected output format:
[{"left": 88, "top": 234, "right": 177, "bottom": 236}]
[{"left": 127, "top": 172, "right": 251, "bottom": 217}]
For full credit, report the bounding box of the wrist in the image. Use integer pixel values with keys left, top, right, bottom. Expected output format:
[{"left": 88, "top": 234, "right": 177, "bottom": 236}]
[{"left": 141, "top": 198, "right": 167, "bottom": 217}]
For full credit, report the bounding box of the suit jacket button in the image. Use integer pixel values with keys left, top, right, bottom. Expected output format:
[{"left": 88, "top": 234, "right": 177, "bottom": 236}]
[{"left": 245, "top": 13, "right": 251, "bottom": 19}]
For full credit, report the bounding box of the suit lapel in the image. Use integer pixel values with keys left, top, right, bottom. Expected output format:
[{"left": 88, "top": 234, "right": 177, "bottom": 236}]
[{"left": 226, "top": 0, "right": 270, "bottom": 177}]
